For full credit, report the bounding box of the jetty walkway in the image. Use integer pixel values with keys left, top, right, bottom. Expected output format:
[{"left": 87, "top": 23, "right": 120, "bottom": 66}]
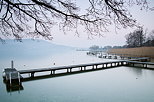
[
  {"left": 3, "top": 57, "right": 154, "bottom": 87},
  {"left": 19, "top": 61, "right": 126, "bottom": 77}
]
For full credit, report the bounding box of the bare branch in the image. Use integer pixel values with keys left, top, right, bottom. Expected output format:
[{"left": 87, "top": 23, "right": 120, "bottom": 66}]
[{"left": 0, "top": 0, "right": 153, "bottom": 41}]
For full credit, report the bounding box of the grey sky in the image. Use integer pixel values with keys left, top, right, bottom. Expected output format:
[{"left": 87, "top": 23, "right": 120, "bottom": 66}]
[{"left": 51, "top": 0, "right": 154, "bottom": 48}]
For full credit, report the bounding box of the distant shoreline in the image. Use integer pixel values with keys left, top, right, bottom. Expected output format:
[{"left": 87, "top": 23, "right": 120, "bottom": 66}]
[{"left": 108, "top": 47, "right": 154, "bottom": 59}]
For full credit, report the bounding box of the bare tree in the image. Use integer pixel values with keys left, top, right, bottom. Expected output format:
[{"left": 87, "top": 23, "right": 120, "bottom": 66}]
[
  {"left": 0, "top": 0, "right": 153, "bottom": 41},
  {"left": 125, "top": 27, "right": 146, "bottom": 47},
  {"left": 145, "top": 30, "right": 154, "bottom": 46},
  {"left": 89, "top": 45, "right": 99, "bottom": 51}
]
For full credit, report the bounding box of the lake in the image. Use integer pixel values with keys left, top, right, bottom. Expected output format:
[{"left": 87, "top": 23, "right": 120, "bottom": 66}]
[{"left": 0, "top": 40, "right": 154, "bottom": 102}]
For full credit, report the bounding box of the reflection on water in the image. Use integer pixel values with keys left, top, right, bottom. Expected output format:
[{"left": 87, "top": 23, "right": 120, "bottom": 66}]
[
  {"left": 0, "top": 50, "right": 154, "bottom": 102},
  {"left": 3, "top": 78, "right": 24, "bottom": 93},
  {"left": 5, "top": 84, "right": 24, "bottom": 93},
  {"left": 128, "top": 67, "right": 143, "bottom": 77}
]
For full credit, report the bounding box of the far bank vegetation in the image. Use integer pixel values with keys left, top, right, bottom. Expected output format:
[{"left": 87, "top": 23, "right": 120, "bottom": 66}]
[
  {"left": 108, "top": 28, "right": 154, "bottom": 58},
  {"left": 89, "top": 28, "right": 154, "bottom": 58}
]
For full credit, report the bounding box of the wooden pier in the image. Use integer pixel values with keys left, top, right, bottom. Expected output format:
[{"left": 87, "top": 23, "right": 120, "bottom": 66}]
[
  {"left": 18, "top": 61, "right": 126, "bottom": 78},
  {"left": 3, "top": 57, "right": 154, "bottom": 87}
]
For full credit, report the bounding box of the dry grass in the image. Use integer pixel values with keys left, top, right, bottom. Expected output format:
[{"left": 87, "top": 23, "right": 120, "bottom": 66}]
[{"left": 108, "top": 47, "right": 154, "bottom": 58}]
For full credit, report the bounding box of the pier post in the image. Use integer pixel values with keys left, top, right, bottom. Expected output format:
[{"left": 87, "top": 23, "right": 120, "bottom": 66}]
[
  {"left": 11, "top": 60, "right": 14, "bottom": 69},
  {"left": 113, "top": 63, "right": 115, "bottom": 67},
  {"left": 106, "top": 64, "right": 107, "bottom": 68},
  {"left": 143, "top": 64, "right": 147, "bottom": 68},
  {"left": 67, "top": 69, "right": 69, "bottom": 73},
  {"left": 70, "top": 68, "right": 72, "bottom": 72},
  {"left": 50, "top": 70, "right": 53, "bottom": 75},
  {"left": 84, "top": 66, "right": 86, "bottom": 70},
  {"left": 117, "top": 62, "right": 119, "bottom": 66},
  {"left": 92, "top": 65, "right": 94, "bottom": 69},
  {"left": 31, "top": 72, "right": 34, "bottom": 77},
  {"left": 116, "top": 62, "right": 117, "bottom": 66},
  {"left": 9, "top": 72, "right": 12, "bottom": 86},
  {"left": 96, "top": 65, "right": 98, "bottom": 69},
  {"left": 18, "top": 72, "right": 21, "bottom": 85},
  {"left": 102, "top": 64, "right": 104, "bottom": 68},
  {"left": 80, "top": 67, "right": 83, "bottom": 71},
  {"left": 53, "top": 70, "right": 55, "bottom": 74},
  {"left": 121, "top": 62, "right": 123, "bottom": 65}
]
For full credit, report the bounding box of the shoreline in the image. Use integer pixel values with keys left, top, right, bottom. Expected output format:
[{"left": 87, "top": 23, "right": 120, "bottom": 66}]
[{"left": 108, "top": 47, "right": 154, "bottom": 62}]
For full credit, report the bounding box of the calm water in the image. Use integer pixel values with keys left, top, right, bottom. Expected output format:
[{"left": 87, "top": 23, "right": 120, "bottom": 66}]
[{"left": 0, "top": 41, "right": 154, "bottom": 102}]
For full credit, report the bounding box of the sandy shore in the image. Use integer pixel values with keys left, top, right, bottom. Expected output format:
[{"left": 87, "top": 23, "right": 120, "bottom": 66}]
[{"left": 108, "top": 47, "right": 154, "bottom": 59}]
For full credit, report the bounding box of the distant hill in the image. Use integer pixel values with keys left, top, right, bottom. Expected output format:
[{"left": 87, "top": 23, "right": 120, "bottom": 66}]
[{"left": 0, "top": 39, "right": 75, "bottom": 59}]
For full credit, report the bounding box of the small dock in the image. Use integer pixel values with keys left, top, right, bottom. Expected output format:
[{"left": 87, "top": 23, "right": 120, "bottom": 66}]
[
  {"left": 3, "top": 68, "right": 22, "bottom": 85},
  {"left": 3, "top": 61, "right": 22, "bottom": 87}
]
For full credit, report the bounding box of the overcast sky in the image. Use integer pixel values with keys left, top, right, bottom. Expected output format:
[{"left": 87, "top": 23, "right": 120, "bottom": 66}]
[{"left": 49, "top": 0, "right": 154, "bottom": 48}]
